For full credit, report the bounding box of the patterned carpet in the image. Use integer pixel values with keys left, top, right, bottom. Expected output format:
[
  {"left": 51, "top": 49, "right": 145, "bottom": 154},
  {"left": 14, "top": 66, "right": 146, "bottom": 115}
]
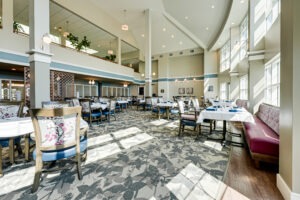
[{"left": 0, "top": 109, "right": 230, "bottom": 200}]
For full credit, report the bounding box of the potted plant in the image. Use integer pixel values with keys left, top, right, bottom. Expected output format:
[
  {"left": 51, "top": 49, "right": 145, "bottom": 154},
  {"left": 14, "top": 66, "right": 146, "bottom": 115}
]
[
  {"left": 105, "top": 54, "right": 116, "bottom": 62},
  {"left": 13, "top": 21, "right": 24, "bottom": 33},
  {"left": 67, "top": 33, "right": 91, "bottom": 51}
]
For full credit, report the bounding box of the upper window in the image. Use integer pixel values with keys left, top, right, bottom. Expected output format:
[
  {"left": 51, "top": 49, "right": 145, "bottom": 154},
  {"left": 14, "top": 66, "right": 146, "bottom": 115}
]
[
  {"left": 266, "top": 0, "right": 280, "bottom": 31},
  {"left": 0, "top": 0, "right": 2, "bottom": 28},
  {"left": 220, "top": 82, "right": 227, "bottom": 100},
  {"left": 220, "top": 41, "right": 230, "bottom": 72},
  {"left": 240, "top": 16, "right": 248, "bottom": 59},
  {"left": 265, "top": 56, "right": 280, "bottom": 106},
  {"left": 240, "top": 75, "right": 248, "bottom": 100}
]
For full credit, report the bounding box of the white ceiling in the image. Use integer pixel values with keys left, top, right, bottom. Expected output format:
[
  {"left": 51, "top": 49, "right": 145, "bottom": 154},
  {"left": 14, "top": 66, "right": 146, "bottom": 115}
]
[{"left": 13, "top": 0, "right": 248, "bottom": 56}]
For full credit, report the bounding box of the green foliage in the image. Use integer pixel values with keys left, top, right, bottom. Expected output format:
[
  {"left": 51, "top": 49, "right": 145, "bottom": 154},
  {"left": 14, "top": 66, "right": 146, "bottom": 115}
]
[
  {"left": 13, "top": 21, "right": 24, "bottom": 33},
  {"left": 105, "top": 54, "right": 116, "bottom": 62},
  {"left": 67, "top": 33, "right": 91, "bottom": 51}
]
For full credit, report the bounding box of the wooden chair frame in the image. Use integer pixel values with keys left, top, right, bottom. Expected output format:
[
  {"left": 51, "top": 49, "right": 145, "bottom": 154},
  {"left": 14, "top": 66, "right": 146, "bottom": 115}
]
[{"left": 30, "top": 107, "right": 83, "bottom": 193}]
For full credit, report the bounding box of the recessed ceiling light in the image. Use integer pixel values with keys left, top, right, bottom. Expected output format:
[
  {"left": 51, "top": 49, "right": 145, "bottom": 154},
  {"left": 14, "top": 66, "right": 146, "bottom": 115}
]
[
  {"left": 162, "top": 45, "right": 166, "bottom": 48},
  {"left": 211, "top": 5, "right": 215, "bottom": 8},
  {"left": 162, "top": 28, "right": 166, "bottom": 32},
  {"left": 11, "top": 68, "right": 16, "bottom": 71},
  {"left": 231, "top": 22, "right": 235, "bottom": 25},
  {"left": 240, "top": 0, "right": 245, "bottom": 3},
  {"left": 185, "top": 16, "right": 189, "bottom": 20},
  {"left": 141, "top": 34, "right": 145, "bottom": 37},
  {"left": 179, "top": 41, "right": 183, "bottom": 45},
  {"left": 171, "top": 34, "right": 175, "bottom": 38},
  {"left": 205, "top": 27, "right": 209, "bottom": 30}
]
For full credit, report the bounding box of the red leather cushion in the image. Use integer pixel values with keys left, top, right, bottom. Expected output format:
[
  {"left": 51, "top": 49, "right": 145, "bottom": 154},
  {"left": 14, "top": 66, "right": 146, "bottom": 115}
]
[{"left": 244, "top": 116, "right": 279, "bottom": 157}]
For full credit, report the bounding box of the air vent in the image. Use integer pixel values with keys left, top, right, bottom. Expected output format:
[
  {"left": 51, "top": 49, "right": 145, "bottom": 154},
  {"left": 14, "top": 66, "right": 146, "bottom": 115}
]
[
  {"left": 179, "top": 52, "right": 183, "bottom": 55},
  {"left": 169, "top": 53, "right": 173, "bottom": 56},
  {"left": 159, "top": 55, "right": 163, "bottom": 58},
  {"left": 190, "top": 49, "right": 194, "bottom": 53}
]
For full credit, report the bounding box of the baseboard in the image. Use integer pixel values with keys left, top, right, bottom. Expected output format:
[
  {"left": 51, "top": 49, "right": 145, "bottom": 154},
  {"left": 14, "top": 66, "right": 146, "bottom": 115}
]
[{"left": 277, "top": 174, "right": 300, "bottom": 200}]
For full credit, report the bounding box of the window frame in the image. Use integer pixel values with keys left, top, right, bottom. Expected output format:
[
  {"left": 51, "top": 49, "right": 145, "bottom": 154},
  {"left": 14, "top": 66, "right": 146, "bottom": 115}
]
[
  {"left": 264, "top": 55, "right": 280, "bottom": 106},
  {"left": 220, "top": 82, "right": 227, "bottom": 100},
  {"left": 239, "top": 75, "right": 248, "bottom": 100},
  {"left": 220, "top": 41, "right": 231, "bottom": 72}
]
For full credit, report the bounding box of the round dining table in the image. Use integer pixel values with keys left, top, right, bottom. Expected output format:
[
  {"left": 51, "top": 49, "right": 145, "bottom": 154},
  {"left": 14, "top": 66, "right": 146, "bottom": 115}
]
[{"left": 157, "top": 102, "right": 177, "bottom": 120}]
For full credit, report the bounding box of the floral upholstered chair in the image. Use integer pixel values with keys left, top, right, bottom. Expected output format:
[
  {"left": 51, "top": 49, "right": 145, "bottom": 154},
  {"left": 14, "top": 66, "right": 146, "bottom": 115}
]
[
  {"left": 0, "top": 101, "right": 24, "bottom": 177},
  {"left": 42, "top": 101, "right": 71, "bottom": 108},
  {"left": 30, "top": 106, "right": 87, "bottom": 192},
  {"left": 177, "top": 100, "right": 198, "bottom": 136},
  {"left": 103, "top": 100, "right": 117, "bottom": 122},
  {"left": 79, "top": 99, "right": 102, "bottom": 126}
]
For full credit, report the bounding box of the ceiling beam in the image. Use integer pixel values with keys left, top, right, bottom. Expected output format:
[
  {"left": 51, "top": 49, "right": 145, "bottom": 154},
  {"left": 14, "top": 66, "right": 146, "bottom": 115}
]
[{"left": 163, "top": 11, "right": 207, "bottom": 49}]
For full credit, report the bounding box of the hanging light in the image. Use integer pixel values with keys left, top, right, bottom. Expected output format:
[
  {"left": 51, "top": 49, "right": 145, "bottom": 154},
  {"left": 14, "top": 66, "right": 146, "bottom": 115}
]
[
  {"left": 121, "top": 10, "right": 129, "bottom": 31},
  {"left": 123, "top": 83, "right": 128, "bottom": 88},
  {"left": 89, "top": 80, "right": 95, "bottom": 85},
  {"left": 152, "top": 72, "right": 156, "bottom": 76},
  {"left": 63, "top": 21, "right": 69, "bottom": 37},
  {"left": 108, "top": 41, "right": 114, "bottom": 55}
]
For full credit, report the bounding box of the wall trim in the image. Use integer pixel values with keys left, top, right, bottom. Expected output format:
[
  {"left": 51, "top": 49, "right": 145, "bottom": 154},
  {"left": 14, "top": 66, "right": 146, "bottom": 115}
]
[{"left": 277, "top": 174, "right": 300, "bottom": 200}]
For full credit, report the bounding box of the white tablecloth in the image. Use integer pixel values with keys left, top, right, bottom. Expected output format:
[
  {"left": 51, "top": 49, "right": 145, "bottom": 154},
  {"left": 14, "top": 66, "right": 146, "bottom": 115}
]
[
  {"left": 117, "top": 100, "right": 128, "bottom": 104},
  {"left": 0, "top": 117, "right": 89, "bottom": 138},
  {"left": 91, "top": 103, "right": 108, "bottom": 110},
  {"left": 157, "top": 102, "right": 177, "bottom": 108},
  {"left": 197, "top": 107, "right": 254, "bottom": 124}
]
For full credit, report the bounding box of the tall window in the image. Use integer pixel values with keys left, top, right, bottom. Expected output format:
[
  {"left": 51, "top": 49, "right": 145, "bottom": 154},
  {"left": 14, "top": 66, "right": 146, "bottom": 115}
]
[
  {"left": 220, "top": 41, "right": 230, "bottom": 72},
  {"left": 265, "top": 56, "right": 280, "bottom": 106},
  {"left": 220, "top": 83, "right": 227, "bottom": 100},
  {"left": 240, "top": 75, "right": 248, "bottom": 100},
  {"left": 266, "top": 0, "right": 280, "bottom": 31},
  {"left": 0, "top": 0, "right": 2, "bottom": 28},
  {"left": 240, "top": 16, "right": 248, "bottom": 59}
]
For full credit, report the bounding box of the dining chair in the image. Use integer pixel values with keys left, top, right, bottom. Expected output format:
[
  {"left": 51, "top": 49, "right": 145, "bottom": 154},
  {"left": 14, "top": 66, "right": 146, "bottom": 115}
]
[
  {"left": 103, "top": 100, "right": 117, "bottom": 122},
  {"left": 145, "top": 97, "right": 152, "bottom": 111},
  {"left": 79, "top": 99, "right": 102, "bottom": 126},
  {"left": 71, "top": 98, "right": 81, "bottom": 107},
  {"left": 0, "top": 101, "right": 24, "bottom": 176},
  {"left": 30, "top": 106, "right": 87, "bottom": 193},
  {"left": 177, "top": 100, "right": 198, "bottom": 136},
  {"left": 151, "top": 98, "right": 165, "bottom": 119}
]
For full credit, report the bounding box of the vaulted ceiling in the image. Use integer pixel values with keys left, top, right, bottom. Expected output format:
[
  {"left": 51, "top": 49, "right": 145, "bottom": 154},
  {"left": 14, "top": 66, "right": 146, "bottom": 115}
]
[{"left": 13, "top": 0, "right": 248, "bottom": 56}]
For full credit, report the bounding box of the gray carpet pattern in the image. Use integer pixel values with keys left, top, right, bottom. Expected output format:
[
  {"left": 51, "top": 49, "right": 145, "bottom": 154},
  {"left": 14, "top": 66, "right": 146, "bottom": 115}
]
[{"left": 1, "top": 109, "right": 230, "bottom": 200}]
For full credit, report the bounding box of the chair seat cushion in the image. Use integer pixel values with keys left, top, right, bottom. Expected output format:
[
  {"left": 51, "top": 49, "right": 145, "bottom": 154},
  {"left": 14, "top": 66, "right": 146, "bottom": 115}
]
[
  {"left": 244, "top": 116, "right": 279, "bottom": 157},
  {"left": 170, "top": 109, "right": 179, "bottom": 114},
  {"left": 33, "top": 137, "right": 88, "bottom": 162},
  {"left": 0, "top": 137, "right": 21, "bottom": 147},
  {"left": 103, "top": 110, "right": 115, "bottom": 115},
  {"left": 181, "top": 119, "right": 196, "bottom": 126},
  {"left": 181, "top": 114, "right": 196, "bottom": 121},
  {"left": 82, "top": 112, "right": 101, "bottom": 118},
  {"left": 152, "top": 107, "right": 166, "bottom": 113}
]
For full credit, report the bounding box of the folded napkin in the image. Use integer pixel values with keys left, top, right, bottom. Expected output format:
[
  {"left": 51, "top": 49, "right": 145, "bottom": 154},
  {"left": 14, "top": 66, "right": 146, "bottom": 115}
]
[
  {"left": 213, "top": 100, "right": 219, "bottom": 102},
  {"left": 229, "top": 109, "right": 242, "bottom": 112},
  {"left": 206, "top": 108, "right": 217, "bottom": 111}
]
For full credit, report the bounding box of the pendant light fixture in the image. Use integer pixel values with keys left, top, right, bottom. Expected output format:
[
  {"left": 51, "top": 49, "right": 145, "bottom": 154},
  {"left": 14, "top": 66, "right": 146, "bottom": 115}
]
[
  {"left": 107, "top": 41, "right": 113, "bottom": 55},
  {"left": 63, "top": 21, "right": 69, "bottom": 38},
  {"left": 121, "top": 10, "right": 129, "bottom": 31}
]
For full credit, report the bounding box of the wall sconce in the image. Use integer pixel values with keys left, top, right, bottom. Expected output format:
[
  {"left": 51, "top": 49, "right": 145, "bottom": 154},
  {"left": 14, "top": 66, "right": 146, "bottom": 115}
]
[
  {"left": 152, "top": 72, "right": 156, "bottom": 76},
  {"left": 89, "top": 80, "right": 95, "bottom": 85},
  {"left": 123, "top": 83, "right": 128, "bottom": 88},
  {"left": 141, "top": 73, "right": 145, "bottom": 77},
  {"left": 56, "top": 75, "right": 61, "bottom": 81}
]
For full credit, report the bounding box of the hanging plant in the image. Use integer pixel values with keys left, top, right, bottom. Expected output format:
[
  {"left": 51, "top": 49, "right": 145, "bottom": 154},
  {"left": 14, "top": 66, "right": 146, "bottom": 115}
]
[
  {"left": 67, "top": 34, "right": 91, "bottom": 51},
  {"left": 13, "top": 21, "right": 25, "bottom": 33}
]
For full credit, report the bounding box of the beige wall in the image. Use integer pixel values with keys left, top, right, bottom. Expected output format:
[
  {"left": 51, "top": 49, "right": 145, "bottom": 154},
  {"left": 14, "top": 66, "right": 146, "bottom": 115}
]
[
  {"left": 265, "top": 17, "right": 280, "bottom": 63},
  {"left": 278, "top": 0, "right": 300, "bottom": 197},
  {"left": 204, "top": 50, "right": 219, "bottom": 99}
]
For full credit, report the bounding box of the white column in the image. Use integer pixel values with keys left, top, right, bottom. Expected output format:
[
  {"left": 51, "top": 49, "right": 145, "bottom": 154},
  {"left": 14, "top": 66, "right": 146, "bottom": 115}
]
[
  {"left": 144, "top": 9, "right": 152, "bottom": 97},
  {"left": 27, "top": 0, "right": 52, "bottom": 108},
  {"left": 203, "top": 50, "right": 219, "bottom": 99},
  {"left": 117, "top": 37, "right": 121, "bottom": 65},
  {"left": 277, "top": 1, "right": 300, "bottom": 199}
]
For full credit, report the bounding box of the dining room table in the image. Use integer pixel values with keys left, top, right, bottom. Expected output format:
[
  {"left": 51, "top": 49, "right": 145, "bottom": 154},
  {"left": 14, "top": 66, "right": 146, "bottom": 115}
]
[
  {"left": 91, "top": 102, "right": 109, "bottom": 110},
  {"left": 157, "top": 102, "right": 177, "bottom": 120},
  {"left": 196, "top": 106, "right": 254, "bottom": 146}
]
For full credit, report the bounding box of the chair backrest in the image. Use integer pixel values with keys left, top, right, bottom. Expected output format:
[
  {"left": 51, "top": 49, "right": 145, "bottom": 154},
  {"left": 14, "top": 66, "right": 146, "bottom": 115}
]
[
  {"left": 192, "top": 98, "right": 200, "bottom": 110},
  {"left": 79, "top": 99, "right": 91, "bottom": 113},
  {"left": 71, "top": 98, "right": 80, "bottom": 107},
  {"left": 145, "top": 97, "right": 152, "bottom": 105},
  {"left": 177, "top": 100, "right": 185, "bottom": 114},
  {"left": 42, "top": 101, "right": 71, "bottom": 108},
  {"left": 110, "top": 100, "right": 116, "bottom": 110},
  {"left": 151, "top": 98, "right": 158, "bottom": 106},
  {"left": 0, "top": 101, "right": 24, "bottom": 119},
  {"left": 30, "top": 107, "right": 81, "bottom": 151}
]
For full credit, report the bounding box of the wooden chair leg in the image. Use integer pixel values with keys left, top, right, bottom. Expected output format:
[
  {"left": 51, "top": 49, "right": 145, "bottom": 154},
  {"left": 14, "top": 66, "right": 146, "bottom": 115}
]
[
  {"left": 9, "top": 138, "right": 15, "bottom": 164},
  {"left": 25, "top": 134, "right": 30, "bottom": 161},
  {"left": 76, "top": 152, "right": 83, "bottom": 180},
  {"left": 0, "top": 145, "right": 2, "bottom": 177},
  {"left": 32, "top": 157, "right": 43, "bottom": 193}
]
